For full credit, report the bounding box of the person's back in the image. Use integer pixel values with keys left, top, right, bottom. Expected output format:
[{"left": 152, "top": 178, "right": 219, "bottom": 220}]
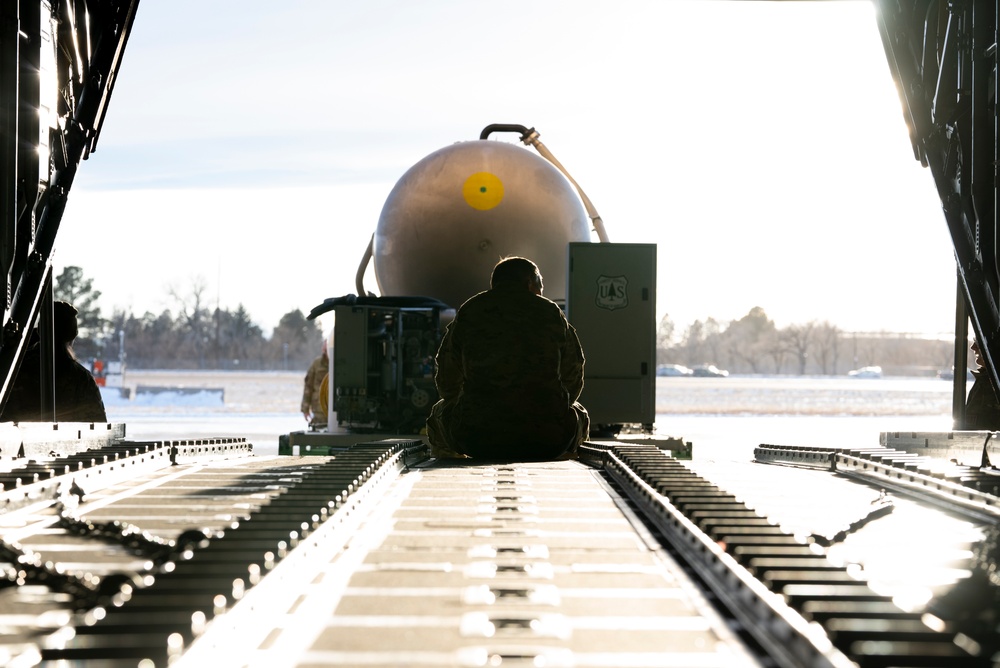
[
  {"left": 452, "top": 286, "right": 577, "bottom": 431},
  {"left": 1, "top": 302, "right": 107, "bottom": 423},
  {"left": 51, "top": 350, "right": 107, "bottom": 422},
  {"left": 428, "top": 256, "right": 588, "bottom": 460}
]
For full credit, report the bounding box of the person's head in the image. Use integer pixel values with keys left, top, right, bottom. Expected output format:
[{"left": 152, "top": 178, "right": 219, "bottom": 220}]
[
  {"left": 972, "top": 339, "right": 985, "bottom": 368},
  {"left": 490, "top": 256, "right": 543, "bottom": 295},
  {"left": 51, "top": 301, "right": 79, "bottom": 359},
  {"left": 53, "top": 301, "right": 79, "bottom": 346}
]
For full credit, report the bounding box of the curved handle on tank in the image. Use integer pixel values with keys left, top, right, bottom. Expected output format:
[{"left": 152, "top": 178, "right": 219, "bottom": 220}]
[
  {"left": 527, "top": 137, "right": 610, "bottom": 243},
  {"left": 479, "top": 124, "right": 610, "bottom": 241},
  {"left": 479, "top": 124, "right": 534, "bottom": 141}
]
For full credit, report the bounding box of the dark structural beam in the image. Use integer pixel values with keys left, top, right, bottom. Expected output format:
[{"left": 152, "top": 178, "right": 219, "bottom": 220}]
[
  {"left": 874, "top": 0, "right": 998, "bottom": 423},
  {"left": 0, "top": 0, "right": 140, "bottom": 416}
]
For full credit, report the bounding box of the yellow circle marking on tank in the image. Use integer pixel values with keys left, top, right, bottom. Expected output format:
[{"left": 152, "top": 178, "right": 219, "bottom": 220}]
[{"left": 462, "top": 172, "right": 504, "bottom": 211}]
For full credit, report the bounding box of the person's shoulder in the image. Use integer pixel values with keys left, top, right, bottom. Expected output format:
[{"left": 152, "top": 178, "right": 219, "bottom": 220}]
[
  {"left": 533, "top": 293, "right": 561, "bottom": 308},
  {"left": 454, "top": 290, "right": 492, "bottom": 315},
  {"left": 529, "top": 293, "right": 568, "bottom": 317},
  {"left": 67, "top": 358, "right": 97, "bottom": 379},
  {"left": 459, "top": 290, "right": 490, "bottom": 306}
]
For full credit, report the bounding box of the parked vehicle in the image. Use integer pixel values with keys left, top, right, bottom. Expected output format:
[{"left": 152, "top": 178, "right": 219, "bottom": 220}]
[
  {"left": 656, "top": 364, "right": 693, "bottom": 377},
  {"left": 847, "top": 365, "right": 883, "bottom": 378},
  {"left": 691, "top": 364, "right": 729, "bottom": 378},
  {"left": 937, "top": 368, "right": 975, "bottom": 381}
]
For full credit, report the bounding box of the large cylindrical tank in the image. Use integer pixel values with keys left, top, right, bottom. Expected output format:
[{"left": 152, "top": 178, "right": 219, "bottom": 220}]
[{"left": 374, "top": 140, "right": 591, "bottom": 308}]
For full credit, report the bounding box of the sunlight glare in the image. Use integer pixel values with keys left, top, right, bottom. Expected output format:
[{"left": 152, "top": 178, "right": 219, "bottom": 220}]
[{"left": 830, "top": 503, "right": 984, "bottom": 613}]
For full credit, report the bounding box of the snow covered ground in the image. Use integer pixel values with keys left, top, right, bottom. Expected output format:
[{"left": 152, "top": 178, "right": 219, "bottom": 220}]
[{"left": 94, "top": 371, "right": 956, "bottom": 458}]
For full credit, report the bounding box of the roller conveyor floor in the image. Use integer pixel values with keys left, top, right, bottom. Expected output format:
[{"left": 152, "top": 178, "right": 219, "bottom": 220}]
[
  {"left": 2, "top": 436, "right": 998, "bottom": 667},
  {"left": 178, "top": 458, "right": 763, "bottom": 668}
]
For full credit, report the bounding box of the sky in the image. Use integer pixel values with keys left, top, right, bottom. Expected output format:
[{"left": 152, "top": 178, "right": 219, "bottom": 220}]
[{"left": 54, "top": 0, "right": 958, "bottom": 339}]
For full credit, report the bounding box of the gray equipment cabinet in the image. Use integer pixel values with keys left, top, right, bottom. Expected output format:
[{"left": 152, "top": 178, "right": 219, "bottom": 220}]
[
  {"left": 332, "top": 303, "right": 444, "bottom": 433},
  {"left": 566, "top": 242, "right": 657, "bottom": 432}
]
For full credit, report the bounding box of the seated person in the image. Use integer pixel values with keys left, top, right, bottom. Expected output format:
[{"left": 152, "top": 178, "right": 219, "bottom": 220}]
[
  {"left": 426, "top": 256, "right": 589, "bottom": 460},
  {"left": 2, "top": 301, "right": 107, "bottom": 423}
]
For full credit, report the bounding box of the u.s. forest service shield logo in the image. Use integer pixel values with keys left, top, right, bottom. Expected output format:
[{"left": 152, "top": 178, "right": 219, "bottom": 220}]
[{"left": 596, "top": 275, "right": 628, "bottom": 311}]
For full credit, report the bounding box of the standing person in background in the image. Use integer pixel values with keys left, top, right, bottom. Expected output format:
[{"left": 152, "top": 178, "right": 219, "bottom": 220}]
[
  {"left": 964, "top": 338, "right": 1000, "bottom": 430},
  {"left": 301, "top": 341, "right": 329, "bottom": 429},
  {"left": 2, "top": 301, "right": 107, "bottom": 423}
]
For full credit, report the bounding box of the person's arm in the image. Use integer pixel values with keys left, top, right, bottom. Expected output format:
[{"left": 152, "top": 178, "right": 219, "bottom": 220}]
[
  {"left": 560, "top": 322, "right": 585, "bottom": 402},
  {"left": 434, "top": 321, "right": 463, "bottom": 401}
]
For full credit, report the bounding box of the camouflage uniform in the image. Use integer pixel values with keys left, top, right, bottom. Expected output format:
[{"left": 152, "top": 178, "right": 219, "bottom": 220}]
[
  {"left": 426, "top": 284, "right": 589, "bottom": 460},
  {"left": 301, "top": 352, "right": 329, "bottom": 427}
]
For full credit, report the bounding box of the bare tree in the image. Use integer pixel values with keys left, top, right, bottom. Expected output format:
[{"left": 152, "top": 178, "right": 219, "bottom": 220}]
[
  {"left": 723, "top": 307, "right": 774, "bottom": 373},
  {"left": 702, "top": 318, "right": 723, "bottom": 366},
  {"left": 764, "top": 331, "right": 787, "bottom": 373},
  {"left": 783, "top": 322, "right": 814, "bottom": 375},
  {"left": 812, "top": 321, "right": 841, "bottom": 374},
  {"left": 656, "top": 314, "right": 676, "bottom": 364},
  {"left": 849, "top": 331, "right": 881, "bottom": 369},
  {"left": 679, "top": 320, "right": 706, "bottom": 366},
  {"left": 168, "top": 277, "right": 212, "bottom": 368}
]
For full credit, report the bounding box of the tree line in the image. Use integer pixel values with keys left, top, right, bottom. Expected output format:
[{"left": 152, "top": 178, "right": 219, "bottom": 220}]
[
  {"left": 55, "top": 266, "right": 324, "bottom": 372},
  {"left": 658, "top": 306, "right": 956, "bottom": 377},
  {"left": 55, "top": 266, "right": 957, "bottom": 376}
]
